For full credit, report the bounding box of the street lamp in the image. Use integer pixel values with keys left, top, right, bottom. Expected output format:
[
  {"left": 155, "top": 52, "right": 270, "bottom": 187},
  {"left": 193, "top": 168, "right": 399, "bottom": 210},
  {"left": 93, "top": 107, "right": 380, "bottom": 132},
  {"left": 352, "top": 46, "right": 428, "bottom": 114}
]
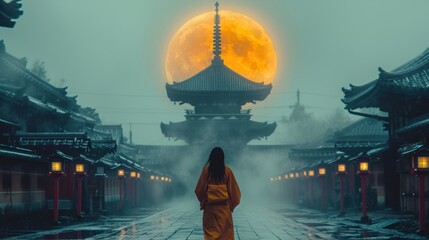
[
  {"left": 130, "top": 171, "right": 137, "bottom": 206},
  {"left": 307, "top": 169, "right": 315, "bottom": 207},
  {"left": 74, "top": 163, "right": 86, "bottom": 217},
  {"left": 412, "top": 155, "right": 429, "bottom": 232},
  {"left": 358, "top": 158, "right": 370, "bottom": 223},
  {"left": 49, "top": 159, "right": 65, "bottom": 224},
  {"left": 319, "top": 166, "right": 326, "bottom": 209},
  {"left": 117, "top": 169, "right": 125, "bottom": 210},
  {"left": 337, "top": 163, "right": 347, "bottom": 216}
]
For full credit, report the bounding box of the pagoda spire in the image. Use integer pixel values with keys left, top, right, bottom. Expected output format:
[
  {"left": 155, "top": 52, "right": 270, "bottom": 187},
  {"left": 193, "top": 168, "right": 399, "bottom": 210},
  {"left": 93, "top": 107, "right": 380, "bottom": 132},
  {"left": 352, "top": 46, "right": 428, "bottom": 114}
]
[{"left": 212, "top": 1, "right": 223, "bottom": 64}]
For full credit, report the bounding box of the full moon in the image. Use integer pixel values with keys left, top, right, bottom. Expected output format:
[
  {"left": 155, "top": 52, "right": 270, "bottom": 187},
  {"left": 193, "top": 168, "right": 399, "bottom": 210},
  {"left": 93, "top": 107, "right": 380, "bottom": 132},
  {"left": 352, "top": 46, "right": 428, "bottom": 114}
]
[{"left": 165, "top": 11, "right": 277, "bottom": 84}]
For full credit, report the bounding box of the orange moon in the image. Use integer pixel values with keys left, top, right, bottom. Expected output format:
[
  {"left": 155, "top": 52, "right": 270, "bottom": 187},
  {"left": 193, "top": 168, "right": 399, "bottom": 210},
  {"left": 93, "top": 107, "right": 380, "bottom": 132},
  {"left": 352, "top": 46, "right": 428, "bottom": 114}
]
[{"left": 165, "top": 10, "right": 277, "bottom": 84}]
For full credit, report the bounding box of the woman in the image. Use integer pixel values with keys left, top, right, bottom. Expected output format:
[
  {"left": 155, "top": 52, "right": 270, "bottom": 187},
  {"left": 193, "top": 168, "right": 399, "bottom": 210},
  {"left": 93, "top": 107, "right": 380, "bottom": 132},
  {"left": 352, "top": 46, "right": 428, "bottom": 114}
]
[{"left": 195, "top": 147, "right": 241, "bottom": 240}]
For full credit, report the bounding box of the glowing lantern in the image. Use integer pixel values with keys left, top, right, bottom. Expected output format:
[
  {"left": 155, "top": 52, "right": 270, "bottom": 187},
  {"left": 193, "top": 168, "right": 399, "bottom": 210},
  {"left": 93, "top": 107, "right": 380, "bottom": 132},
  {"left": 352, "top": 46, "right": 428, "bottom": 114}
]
[
  {"left": 303, "top": 170, "right": 307, "bottom": 177},
  {"left": 319, "top": 168, "right": 326, "bottom": 176},
  {"left": 130, "top": 171, "right": 137, "bottom": 178},
  {"left": 150, "top": 175, "right": 155, "bottom": 180},
  {"left": 295, "top": 172, "right": 299, "bottom": 178},
  {"left": 155, "top": 176, "right": 159, "bottom": 181},
  {"left": 289, "top": 173, "right": 294, "bottom": 178},
  {"left": 137, "top": 172, "right": 141, "bottom": 178},
  {"left": 308, "top": 170, "right": 315, "bottom": 177},
  {"left": 118, "top": 169, "right": 125, "bottom": 178},
  {"left": 51, "top": 161, "right": 62, "bottom": 173},
  {"left": 75, "top": 163, "right": 85, "bottom": 174},
  {"left": 338, "top": 163, "right": 346, "bottom": 173},
  {"left": 413, "top": 156, "right": 429, "bottom": 173},
  {"left": 359, "top": 162, "right": 369, "bottom": 173}
]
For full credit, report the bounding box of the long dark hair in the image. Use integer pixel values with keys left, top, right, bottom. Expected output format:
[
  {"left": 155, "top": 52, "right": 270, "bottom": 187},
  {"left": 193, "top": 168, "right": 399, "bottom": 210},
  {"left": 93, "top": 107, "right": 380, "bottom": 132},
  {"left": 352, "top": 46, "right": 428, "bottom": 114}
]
[{"left": 206, "top": 147, "right": 225, "bottom": 184}]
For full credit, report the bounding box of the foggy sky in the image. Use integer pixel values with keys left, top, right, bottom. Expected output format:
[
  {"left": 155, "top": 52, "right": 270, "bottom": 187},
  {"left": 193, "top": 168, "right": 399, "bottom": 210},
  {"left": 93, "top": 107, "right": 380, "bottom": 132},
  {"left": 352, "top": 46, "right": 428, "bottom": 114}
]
[{"left": 1, "top": 0, "right": 429, "bottom": 145}]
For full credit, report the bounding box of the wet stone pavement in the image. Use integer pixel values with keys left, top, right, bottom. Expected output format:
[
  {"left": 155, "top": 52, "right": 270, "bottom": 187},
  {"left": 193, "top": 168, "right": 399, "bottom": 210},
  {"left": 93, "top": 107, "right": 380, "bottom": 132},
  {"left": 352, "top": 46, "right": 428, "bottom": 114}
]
[{"left": 4, "top": 204, "right": 427, "bottom": 239}]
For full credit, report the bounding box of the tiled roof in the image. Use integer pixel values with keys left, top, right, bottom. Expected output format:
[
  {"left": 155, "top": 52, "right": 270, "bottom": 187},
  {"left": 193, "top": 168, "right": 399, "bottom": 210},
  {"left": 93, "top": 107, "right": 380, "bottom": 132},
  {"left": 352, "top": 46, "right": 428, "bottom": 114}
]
[
  {"left": 0, "top": 144, "right": 41, "bottom": 161},
  {"left": 335, "top": 118, "right": 387, "bottom": 139},
  {"left": 161, "top": 119, "right": 276, "bottom": 144},
  {"left": 168, "top": 63, "right": 271, "bottom": 92},
  {"left": 13, "top": 132, "right": 90, "bottom": 151},
  {"left": 342, "top": 48, "right": 429, "bottom": 109}
]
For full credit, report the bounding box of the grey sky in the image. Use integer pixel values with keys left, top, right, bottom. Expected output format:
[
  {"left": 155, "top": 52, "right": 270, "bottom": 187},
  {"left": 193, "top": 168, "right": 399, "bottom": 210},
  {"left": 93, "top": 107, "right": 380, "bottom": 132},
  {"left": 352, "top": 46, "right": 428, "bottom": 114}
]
[{"left": 1, "top": 0, "right": 428, "bottom": 145}]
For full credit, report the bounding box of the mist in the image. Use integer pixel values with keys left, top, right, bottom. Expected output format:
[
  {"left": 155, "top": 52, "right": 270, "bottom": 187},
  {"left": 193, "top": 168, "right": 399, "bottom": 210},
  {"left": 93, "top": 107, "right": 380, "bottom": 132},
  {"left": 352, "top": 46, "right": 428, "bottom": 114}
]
[{"left": 2, "top": 0, "right": 426, "bottom": 205}]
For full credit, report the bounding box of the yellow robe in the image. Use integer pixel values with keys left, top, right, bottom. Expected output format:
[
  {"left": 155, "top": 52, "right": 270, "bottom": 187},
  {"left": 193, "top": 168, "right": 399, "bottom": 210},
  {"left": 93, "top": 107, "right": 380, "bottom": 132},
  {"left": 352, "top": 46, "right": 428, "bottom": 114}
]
[{"left": 195, "top": 166, "right": 241, "bottom": 240}]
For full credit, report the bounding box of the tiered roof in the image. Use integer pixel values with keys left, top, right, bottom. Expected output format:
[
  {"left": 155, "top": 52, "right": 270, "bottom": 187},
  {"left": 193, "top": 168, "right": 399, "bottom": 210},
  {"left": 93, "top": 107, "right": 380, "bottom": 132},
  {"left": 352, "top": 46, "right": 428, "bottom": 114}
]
[
  {"left": 161, "top": 119, "right": 276, "bottom": 145},
  {"left": 165, "top": 2, "right": 272, "bottom": 106},
  {"left": 342, "top": 48, "right": 429, "bottom": 110}
]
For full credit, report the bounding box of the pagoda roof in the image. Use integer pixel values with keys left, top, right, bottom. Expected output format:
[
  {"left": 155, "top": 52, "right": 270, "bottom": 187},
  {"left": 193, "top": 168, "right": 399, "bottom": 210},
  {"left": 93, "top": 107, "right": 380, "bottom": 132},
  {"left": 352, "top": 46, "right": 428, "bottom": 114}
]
[
  {"left": 342, "top": 48, "right": 429, "bottom": 110},
  {"left": 166, "top": 62, "right": 272, "bottom": 104},
  {"left": 334, "top": 118, "right": 387, "bottom": 149},
  {"left": 161, "top": 119, "right": 276, "bottom": 145}
]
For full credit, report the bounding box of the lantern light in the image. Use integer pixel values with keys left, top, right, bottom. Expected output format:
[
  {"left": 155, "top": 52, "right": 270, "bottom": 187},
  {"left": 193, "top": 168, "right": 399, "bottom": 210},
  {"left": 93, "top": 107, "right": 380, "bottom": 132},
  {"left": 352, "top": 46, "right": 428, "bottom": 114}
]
[
  {"left": 289, "top": 173, "right": 294, "bottom": 178},
  {"left": 359, "top": 162, "right": 369, "bottom": 172},
  {"left": 75, "top": 163, "right": 85, "bottom": 174},
  {"left": 118, "top": 169, "right": 125, "bottom": 177},
  {"left": 161, "top": 176, "right": 165, "bottom": 181},
  {"left": 270, "top": 177, "right": 274, "bottom": 181},
  {"left": 418, "top": 157, "right": 429, "bottom": 169},
  {"left": 278, "top": 176, "right": 282, "bottom": 180},
  {"left": 303, "top": 170, "right": 307, "bottom": 177},
  {"left": 51, "top": 161, "right": 62, "bottom": 173},
  {"left": 309, "top": 170, "right": 315, "bottom": 177},
  {"left": 130, "top": 171, "right": 136, "bottom": 178},
  {"left": 285, "top": 174, "right": 288, "bottom": 179},
  {"left": 155, "top": 176, "right": 159, "bottom": 181},
  {"left": 295, "top": 172, "right": 299, "bottom": 178},
  {"left": 319, "top": 168, "right": 326, "bottom": 176},
  {"left": 338, "top": 164, "right": 346, "bottom": 173},
  {"left": 150, "top": 175, "right": 155, "bottom": 180},
  {"left": 169, "top": 178, "right": 172, "bottom": 182},
  {"left": 137, "top": 172, "right": 141, "bottom": 178}
]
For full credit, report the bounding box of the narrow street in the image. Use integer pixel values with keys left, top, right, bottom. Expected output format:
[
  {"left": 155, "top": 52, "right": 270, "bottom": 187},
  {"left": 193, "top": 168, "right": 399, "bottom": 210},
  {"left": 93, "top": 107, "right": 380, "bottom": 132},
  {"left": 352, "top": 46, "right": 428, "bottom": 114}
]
[{"left": 4, "top": 202, "right": 425, "bottom": 239}]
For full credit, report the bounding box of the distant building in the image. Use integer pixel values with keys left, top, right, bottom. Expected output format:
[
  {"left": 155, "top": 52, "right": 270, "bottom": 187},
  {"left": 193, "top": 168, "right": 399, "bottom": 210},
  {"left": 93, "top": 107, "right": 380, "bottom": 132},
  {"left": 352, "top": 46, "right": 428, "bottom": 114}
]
[{"left": 161, "top": 2, "right": 276, "bottom": 147}]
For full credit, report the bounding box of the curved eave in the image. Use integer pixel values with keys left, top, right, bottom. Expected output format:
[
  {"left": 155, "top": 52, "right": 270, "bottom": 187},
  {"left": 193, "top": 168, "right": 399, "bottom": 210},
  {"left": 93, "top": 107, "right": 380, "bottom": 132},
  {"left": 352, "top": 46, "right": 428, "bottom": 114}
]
[
  {"left": 166, "top": 85, "right": 272, "bottom": 103},
  {"left": 341, "top": 80, "right": 380, "bottom": 109},
  {"left": 161, "top": 119, "right": 276, "bottom": 143}
]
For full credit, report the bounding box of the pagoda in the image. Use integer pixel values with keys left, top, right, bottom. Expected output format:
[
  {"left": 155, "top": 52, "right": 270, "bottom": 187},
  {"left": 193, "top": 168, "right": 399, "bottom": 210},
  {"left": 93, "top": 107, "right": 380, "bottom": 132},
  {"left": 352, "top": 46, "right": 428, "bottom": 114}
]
[{"left": 161, "top": 2, "right": 276, "bottom": 146}]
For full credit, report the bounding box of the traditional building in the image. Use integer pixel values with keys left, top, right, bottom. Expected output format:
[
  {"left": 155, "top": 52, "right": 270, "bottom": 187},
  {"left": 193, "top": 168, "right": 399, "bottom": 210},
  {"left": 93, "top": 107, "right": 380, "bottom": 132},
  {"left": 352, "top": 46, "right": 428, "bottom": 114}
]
[
  {"left": 275, "top": 118, "right": 387, "bottom": 210},
  {"left": 161, "top": 2, "right": 276, "bottom": 146},
  {"left": 0, "top": 0, "right": 23, "bottom": 28},
  {"left": 342, "top": 47, "right": 429, "bottom": 213}
]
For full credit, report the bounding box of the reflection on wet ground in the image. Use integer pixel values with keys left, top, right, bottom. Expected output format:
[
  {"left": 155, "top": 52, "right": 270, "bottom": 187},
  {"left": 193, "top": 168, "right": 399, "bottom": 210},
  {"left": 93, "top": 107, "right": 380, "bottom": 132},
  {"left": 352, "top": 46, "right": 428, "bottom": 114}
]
[
  {"left": 4, "top": 204, "right": 426, "bottom": 239},
  {"left": 277, "top": 207, "right": 424, "bottom": 240}
]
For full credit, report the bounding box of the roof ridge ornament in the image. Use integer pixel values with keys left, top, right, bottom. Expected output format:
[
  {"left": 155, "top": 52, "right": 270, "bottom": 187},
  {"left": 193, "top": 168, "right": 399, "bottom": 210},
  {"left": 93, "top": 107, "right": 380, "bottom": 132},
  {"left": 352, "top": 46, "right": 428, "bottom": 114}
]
[{"left": 212, "top": 1, "right": 224, "bottom": 65}]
